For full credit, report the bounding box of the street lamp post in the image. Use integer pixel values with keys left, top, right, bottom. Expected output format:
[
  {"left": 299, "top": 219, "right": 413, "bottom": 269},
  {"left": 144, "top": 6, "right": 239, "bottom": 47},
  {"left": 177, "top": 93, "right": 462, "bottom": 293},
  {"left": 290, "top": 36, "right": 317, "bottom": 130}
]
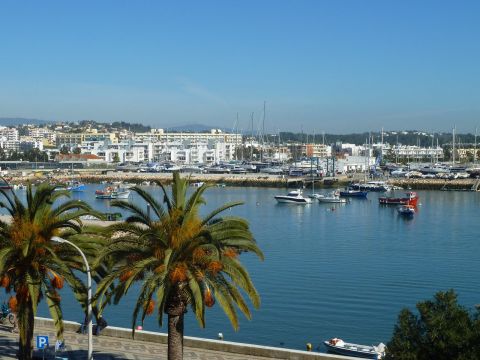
[{"left": 51, "top": 236, "right": 93, "bottom": 360}]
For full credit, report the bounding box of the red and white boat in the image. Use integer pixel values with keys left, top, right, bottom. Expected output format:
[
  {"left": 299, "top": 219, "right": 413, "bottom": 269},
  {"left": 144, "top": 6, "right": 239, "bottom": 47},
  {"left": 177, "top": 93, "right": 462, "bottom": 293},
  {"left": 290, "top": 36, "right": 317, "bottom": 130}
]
[{"left": 379, "top": 191, "right": 418, "bottom": 206}]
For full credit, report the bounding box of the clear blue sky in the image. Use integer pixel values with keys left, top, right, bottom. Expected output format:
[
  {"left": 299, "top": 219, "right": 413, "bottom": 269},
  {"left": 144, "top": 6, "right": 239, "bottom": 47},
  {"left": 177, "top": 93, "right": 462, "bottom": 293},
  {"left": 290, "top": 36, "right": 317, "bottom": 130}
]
[{"left": 0, "top": 0, "right": 479, "bottom": 133}]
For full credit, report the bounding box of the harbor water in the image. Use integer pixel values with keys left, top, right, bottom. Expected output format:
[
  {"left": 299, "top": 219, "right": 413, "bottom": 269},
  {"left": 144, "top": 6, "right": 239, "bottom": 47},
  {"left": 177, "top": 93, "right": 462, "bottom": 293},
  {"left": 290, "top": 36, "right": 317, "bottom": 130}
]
[{"left": 28, "top": 185, "right": 480, "bottom": 351}]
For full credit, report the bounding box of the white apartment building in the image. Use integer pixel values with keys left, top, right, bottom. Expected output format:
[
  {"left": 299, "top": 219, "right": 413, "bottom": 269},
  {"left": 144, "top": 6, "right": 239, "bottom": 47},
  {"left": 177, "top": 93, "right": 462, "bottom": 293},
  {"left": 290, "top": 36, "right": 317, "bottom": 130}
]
[
  {"left": 152, "top": 141, "right": 226, "bottom": 164},
  {"left": 79, "top": 140, "right": 152, "bottom": 163},
  {"left": 381, "top": 144, "right": 444, "bottom": 160},
  {"left": 134, "top": 129, "right": 242, "bottom": 147},
  {"left": 0, "top": 127, "right": 19, "bottom": 142},
  {"left": 28, "top": 127, "right": 56, "bottom": 144},
  {"left": 336, "top": 155, "right": 377, "bottom": 173}
]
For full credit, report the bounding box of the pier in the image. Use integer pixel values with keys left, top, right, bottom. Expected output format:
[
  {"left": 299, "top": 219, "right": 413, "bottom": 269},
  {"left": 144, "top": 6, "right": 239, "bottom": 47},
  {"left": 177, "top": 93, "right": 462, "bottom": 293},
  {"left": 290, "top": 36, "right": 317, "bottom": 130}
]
[{"left": 0, "top": 317, "right": 357, "bottom": 360}]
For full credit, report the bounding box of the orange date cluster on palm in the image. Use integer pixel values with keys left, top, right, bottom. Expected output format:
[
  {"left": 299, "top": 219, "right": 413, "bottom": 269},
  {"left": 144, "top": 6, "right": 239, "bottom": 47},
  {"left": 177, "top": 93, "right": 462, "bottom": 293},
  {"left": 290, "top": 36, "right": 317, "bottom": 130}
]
[
  {"left": 51, "top": 274, "right": 64, "bottom": 289},
  {"left": 145, "top": 299, "right": 155, "bottom": 315},
  {"left": 0, "top": 274, "right": 10, "bottom": 288}
]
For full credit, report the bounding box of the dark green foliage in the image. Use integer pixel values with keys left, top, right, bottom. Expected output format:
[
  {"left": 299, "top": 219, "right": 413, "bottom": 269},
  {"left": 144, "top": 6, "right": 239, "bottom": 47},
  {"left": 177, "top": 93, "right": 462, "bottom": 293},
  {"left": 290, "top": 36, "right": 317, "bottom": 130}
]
[{"left": 386, "top": 290, "right": 480, "bottom": 360}]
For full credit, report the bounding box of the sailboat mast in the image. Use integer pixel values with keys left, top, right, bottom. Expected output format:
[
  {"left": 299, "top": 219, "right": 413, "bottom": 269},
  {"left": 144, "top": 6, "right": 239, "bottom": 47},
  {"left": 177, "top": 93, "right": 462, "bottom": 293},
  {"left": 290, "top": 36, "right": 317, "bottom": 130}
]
[
  {"left": 261, "top": 101, "right": 266, "bottom": 163},
  {"left": 250, "top": 112, "right": 254, "bottom": 161},
  {"left": 452, "top": 126, "right": 456, "bottom": 165},
  {"left": 475, "top": 127, "right": 477, "bottom": 165}
]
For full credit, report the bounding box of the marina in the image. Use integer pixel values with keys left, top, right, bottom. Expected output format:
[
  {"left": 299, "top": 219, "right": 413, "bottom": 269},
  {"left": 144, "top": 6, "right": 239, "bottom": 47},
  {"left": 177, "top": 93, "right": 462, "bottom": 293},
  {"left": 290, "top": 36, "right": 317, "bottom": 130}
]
[{"left": 14, "top": 183, "right": 479, "bottom": 353}]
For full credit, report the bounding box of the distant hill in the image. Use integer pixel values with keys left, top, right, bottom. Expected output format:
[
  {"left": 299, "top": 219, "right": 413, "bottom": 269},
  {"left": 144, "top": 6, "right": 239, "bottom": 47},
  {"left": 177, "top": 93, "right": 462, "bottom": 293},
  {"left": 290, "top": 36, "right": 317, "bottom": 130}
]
[{"left": 0, "top": 117, "right": 52, "bottom": 126}]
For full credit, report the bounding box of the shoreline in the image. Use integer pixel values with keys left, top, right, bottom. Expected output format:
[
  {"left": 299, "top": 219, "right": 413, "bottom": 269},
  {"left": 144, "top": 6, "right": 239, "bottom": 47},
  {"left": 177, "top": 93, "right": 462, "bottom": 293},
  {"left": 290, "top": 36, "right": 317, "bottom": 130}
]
[{"left": 4, "top": 170, "right": 480, "bottom": 191}]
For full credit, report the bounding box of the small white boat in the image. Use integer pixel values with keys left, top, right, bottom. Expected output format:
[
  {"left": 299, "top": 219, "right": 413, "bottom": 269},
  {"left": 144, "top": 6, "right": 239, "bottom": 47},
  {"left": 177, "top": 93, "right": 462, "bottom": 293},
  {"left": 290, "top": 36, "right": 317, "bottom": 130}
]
[
  {"left": 274, "top": 189, "right": 312, "bottom": 204},
  {"left": 317, "top": 191, "right": 347, "bottom": 204},
  {"left": 398, "top": 204, "right": 415, "bottom": 216},
  {"left": 191, "top": 181, "right": 205, "bottom": 187},
  {"left": 324, "top": 338, "right": 385, "bottom": 359}
]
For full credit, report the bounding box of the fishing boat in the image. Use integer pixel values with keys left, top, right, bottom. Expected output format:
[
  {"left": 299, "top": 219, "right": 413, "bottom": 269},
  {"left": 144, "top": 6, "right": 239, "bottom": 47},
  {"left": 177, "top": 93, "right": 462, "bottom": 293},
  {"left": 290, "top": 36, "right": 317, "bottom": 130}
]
[
  {"left": 339, "top": 188, "right": 368, "bottom": 198},
  {"left": 398, "top": 205, "right": 415, "bottom": 216},
  {"left": 379, "top": 192, "right": 418, "bottom": 206},
  {"left": 324, "top": 338, "right": 385, "bottom": 359},
  {"left": 66, "top": 181, "right": 86, "bottom": 192},
  {"left": 95, "top": 186, "right": 131, "bottom": 199},
  {"left": 274, "top": 189, "right": 312, "bottom": 204},
  {"left": 317, "top": 191, "right": 347, "bottom": 204}
]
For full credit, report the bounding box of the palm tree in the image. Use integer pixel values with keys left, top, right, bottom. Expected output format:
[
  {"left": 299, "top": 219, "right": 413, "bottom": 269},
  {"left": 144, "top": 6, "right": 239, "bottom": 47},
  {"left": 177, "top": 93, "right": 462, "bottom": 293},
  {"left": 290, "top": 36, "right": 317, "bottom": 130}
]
[
  {"left": 0, "top": 183, "right": 99, "bottom": 360},
  {"left": 96, "top": 172, "right": 263, "bottom": 360}
]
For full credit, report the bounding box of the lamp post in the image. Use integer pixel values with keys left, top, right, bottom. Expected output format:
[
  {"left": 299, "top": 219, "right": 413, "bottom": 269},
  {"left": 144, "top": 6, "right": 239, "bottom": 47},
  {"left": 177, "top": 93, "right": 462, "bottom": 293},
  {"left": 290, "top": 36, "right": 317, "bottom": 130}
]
[{"left": 51, "top": 236, "right": 93, "bottom": 360}]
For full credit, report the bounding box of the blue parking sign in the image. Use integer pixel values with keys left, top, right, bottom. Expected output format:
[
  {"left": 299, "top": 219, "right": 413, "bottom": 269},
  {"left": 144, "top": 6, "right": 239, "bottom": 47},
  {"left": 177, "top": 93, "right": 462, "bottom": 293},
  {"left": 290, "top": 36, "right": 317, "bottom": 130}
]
[{"left": 36, "top": 335, "right": 49, "bottom": 349}]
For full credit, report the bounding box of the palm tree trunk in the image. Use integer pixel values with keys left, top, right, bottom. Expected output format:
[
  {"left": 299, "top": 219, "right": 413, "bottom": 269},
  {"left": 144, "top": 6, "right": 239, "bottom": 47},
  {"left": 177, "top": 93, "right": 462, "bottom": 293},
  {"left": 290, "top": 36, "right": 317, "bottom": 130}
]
[
  {"left": 167, "top": 312, "right": 184, "bottom": 360},
  {"left": 166, "top": 283, "right": 187, "bottom": 360},
  {"left": 18, "top": 300, "right": 34, "bottom": 360}
]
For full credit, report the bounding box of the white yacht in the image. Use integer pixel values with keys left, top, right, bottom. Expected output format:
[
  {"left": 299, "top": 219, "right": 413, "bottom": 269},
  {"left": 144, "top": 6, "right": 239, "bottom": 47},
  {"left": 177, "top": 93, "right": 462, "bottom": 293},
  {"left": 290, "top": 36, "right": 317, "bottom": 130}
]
[{"left": 274, "top": 189, "right": 312, "bottom": 204}]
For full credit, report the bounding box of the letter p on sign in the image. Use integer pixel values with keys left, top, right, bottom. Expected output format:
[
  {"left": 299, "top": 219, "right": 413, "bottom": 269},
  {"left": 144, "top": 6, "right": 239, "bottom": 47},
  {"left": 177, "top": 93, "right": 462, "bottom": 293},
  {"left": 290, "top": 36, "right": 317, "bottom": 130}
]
[{"left": 36, "top": 335, "right": 49, "bottom": 349}]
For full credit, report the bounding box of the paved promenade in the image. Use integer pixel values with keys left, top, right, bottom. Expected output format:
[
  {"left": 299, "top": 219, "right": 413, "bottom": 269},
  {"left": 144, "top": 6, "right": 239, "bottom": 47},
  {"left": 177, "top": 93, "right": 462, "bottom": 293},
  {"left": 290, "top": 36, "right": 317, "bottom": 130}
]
[
  {"left": 0, "top": 323, "right": 272, "bottom": 360},
  {"left": 0, "top": 320, "right": 349, "bottom": 360}
]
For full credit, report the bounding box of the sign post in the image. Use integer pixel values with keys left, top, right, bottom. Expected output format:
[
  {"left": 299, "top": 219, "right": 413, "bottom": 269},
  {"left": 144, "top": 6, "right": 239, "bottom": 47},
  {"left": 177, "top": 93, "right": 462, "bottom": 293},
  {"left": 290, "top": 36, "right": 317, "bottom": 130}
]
[{"left": 36, "top": 335, "right": 49, "bottom": 360}]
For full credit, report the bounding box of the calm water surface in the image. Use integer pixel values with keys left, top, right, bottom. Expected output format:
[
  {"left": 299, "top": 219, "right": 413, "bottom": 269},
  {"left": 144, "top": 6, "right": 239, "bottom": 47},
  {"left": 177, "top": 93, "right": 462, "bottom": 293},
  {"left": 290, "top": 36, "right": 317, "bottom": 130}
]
[{"left": 31, "top": 185, "right": 480, "bottom": 351}]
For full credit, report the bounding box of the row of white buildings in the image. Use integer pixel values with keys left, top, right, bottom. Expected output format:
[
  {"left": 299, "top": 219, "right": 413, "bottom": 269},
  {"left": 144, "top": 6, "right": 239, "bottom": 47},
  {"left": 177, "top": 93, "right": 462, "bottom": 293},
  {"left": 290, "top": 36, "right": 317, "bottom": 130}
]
[
  {"left": 0, "top": 126, "right": 44, "bottom": 152},
  {"left": 0, "top": 125, "right": 459, "bottom": 164}
]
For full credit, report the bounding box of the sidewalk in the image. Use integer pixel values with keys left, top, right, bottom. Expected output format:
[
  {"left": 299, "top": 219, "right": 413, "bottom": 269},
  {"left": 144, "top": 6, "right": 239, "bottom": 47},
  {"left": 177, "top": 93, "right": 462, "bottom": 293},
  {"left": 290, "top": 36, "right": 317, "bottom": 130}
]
[
  {"left": 0, "top": 323, "right": 269, "bottom": 359},
  {"left": 0, "top": 320, "right": 350, "bottom": 360}
]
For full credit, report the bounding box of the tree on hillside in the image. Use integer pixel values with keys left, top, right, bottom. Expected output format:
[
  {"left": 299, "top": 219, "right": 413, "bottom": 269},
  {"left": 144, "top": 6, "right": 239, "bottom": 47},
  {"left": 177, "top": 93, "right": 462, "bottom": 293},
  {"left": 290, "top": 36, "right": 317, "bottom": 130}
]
[
  {"left": 95, "top": 172, "right": 263, "bottom": 360},
  {"left": 386, "top": 290, "right": 480, "bottom": 360},
  {"left": 0, "top": 184, "right": 99, "bottom": 360}
]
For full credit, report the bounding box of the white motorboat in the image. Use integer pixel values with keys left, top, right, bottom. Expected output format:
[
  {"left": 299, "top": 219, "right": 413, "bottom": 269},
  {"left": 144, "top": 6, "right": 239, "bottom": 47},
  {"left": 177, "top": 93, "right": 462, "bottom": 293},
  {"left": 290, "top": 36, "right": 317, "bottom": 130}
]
[
  {"left": 317, "top": 191, "right": 347, "bottom": 204},
  {"left": 274, "top": 189, "right": 312, "bottom": 204},
  {"left": 324, "top": 338, "right": 385, "bottom": 359},
  {"left": 397, "top": 204, "right": 415, "bottom": 216}
]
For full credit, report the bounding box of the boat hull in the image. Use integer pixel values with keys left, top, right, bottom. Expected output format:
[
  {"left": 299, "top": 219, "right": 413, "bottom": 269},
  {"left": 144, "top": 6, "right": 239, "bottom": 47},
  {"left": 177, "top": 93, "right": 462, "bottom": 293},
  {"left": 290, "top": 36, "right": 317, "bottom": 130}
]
[
  {"left": 317, "top": 198, "right": 347, "bottom": 203},
  {"left": 379, "top": 197, "right": 418, "bottom": 206},
  {"left": 67, "top": 184, "right": 86, "bottom": 192},
  {"left": 95, "top": 191, "right": 130, "bottom": 199},
  {"left": 274, "top": 196, "right": 311, "bottom": 204},
  {"left": 324, "top": 341, "right": 380, "bottom": 359},
  {"left": 339, "top": 191, "right": 368, "bottom": 198}
]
